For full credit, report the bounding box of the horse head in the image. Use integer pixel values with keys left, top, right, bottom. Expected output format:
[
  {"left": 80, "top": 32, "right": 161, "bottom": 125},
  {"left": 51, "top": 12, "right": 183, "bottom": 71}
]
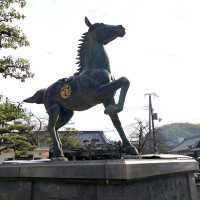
[{"left": 85, "top": 17, "right": 125, "bottom": 45}]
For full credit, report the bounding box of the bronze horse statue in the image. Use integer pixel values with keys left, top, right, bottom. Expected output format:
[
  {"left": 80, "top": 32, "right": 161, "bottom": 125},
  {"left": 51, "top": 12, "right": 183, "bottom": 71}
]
[{"left": 24, "top": 17, "right": 138, "bottom": 159}]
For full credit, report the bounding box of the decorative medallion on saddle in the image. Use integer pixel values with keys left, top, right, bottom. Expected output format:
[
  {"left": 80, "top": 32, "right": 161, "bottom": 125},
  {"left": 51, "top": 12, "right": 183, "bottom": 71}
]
[{"left": 60, "top": 84, "right": 72, "bottom": 99}]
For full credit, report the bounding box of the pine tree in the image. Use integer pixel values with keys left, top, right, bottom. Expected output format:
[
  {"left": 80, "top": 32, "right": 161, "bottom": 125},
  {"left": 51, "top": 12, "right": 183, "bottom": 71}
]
[{"left": 0, "top": 97, "right": 35, "bottom": 159}]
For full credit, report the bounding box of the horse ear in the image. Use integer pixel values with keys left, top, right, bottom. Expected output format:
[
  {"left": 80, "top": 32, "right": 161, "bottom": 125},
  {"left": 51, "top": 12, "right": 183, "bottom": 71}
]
[{"left": 85, "top": 17, "right": 92, "bottom": 28}]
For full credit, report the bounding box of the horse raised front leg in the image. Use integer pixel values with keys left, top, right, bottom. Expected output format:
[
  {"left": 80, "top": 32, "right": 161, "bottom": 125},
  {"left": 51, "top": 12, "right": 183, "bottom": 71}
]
[
  {"left": 47, "top": 104, "right": 65, "bottom": 159},
  {"left": 97, "top": 77, "right": 129, "bottom": 115}
]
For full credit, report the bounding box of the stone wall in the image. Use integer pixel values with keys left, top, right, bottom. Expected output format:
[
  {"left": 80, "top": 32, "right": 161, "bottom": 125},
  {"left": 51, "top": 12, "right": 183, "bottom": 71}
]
[
  {"left": 196, "top": 184, "right": 200, "bottom": 199},
  {"left": 0, "top": 157, "right": 198, "bottom": 200}
]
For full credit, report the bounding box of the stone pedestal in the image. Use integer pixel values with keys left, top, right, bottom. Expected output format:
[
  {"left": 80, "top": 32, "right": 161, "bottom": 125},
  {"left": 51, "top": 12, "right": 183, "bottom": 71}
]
[{"left": 0, "top": 155, "right": 198, "bottom": 200}]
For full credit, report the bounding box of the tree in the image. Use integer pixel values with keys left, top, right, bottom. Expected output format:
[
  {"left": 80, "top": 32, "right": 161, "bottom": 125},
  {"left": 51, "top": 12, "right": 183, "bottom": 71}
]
[
  {"left": 0, "top": 0, "right": 33, "bottom": 81},
  {"left": 0, "top": 134, "right": 35, "bottom": 159},
  {"left": 0, "top": 98, "right": 26, "bottom": 125},
  {"left": 61, "top": 130, "right": 81, "bottom": 149},
  {"left": 129, "top": 120, "right": 149, "bottom": 154},
  {"left": 0, "top": 97, "right": 36, "bottom": 158}
]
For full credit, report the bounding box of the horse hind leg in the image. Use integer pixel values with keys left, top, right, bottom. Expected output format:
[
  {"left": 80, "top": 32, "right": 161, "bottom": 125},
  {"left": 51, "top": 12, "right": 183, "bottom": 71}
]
[
  {"left": 55, "top": 108, "right": 74, "bottom": 150},
  {"left": 47, "top": 104, "right": 64, "bottom": 158}
]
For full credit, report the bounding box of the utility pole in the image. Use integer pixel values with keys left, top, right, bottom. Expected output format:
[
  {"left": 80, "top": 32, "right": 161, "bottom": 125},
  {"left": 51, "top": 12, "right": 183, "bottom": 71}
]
[{"left": 145, "top": 93, "right": 158, "bottom": 153}]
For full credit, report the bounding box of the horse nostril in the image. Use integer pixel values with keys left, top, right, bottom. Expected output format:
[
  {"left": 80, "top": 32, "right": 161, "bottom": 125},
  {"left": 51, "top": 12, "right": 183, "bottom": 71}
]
[{"left": 118, "top": 25, "right": 125, "bottom": 37}]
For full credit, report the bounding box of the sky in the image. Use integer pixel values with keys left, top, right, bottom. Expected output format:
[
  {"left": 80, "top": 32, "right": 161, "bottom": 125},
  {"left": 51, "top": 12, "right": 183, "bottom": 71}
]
[{"left": 1, "top": 0, "right": 200, "bottom": 139}]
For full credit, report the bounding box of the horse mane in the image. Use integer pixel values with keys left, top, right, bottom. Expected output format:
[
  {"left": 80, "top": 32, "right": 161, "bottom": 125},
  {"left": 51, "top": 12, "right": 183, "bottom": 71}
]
[{"left": 75, "top": 32, "right": 88, "bottom": 74}]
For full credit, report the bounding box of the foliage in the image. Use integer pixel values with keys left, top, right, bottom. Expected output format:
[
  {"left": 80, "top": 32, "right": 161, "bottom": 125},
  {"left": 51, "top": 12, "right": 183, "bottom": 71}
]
[
  {"left": 0, "top": 97, "right": 36, "bottom": 158},
  {"left": 0, "top": 134, "right": 35, "bottom": 158},
  {"left": 0, "top": 0, "right": 34, "bottom": 81},
  {"left": 61, "top": 131, "right": 81, "bottom": 149},
  {"left": 0, "top": 123, "right": 32, "bottom": 134},
  {"left": 0, "top": 100, "right": 26, "bottom": 125},
  {"left": 37, "top": 127, "right": 81, "bottom": 149},
  {"left": 129, "top": 120, "right": 149, "bottom": 154}
]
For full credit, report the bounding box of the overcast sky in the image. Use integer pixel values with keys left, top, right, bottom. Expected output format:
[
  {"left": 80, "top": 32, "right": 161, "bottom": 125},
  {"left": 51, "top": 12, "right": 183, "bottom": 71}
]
[{"left": 1, "top": 0, "right": 200, "bottom": 138}]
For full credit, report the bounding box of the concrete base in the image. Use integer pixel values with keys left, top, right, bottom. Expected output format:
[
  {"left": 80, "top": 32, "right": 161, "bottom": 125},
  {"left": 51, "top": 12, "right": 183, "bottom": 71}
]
[
  {"left": 197, "top": 184, "right": 200, "bottom": 199},
  {"left": 0, "top": 155, "right": 198, "bottom": 200}
]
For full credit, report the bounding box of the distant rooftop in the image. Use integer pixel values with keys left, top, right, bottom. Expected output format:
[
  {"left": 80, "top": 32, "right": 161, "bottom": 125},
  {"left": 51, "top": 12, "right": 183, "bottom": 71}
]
[
  {"left": 34, "top": 130, "right": 111, "bottom": 146},
  {"left": 170, "top": 135, "right": 200, "bottom": 152}
]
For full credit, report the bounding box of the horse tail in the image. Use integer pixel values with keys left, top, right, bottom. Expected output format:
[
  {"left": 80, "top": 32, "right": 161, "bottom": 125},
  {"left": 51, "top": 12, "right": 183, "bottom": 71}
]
[{"left": 23, "top": 89, "right": 46, "bottom": 104}]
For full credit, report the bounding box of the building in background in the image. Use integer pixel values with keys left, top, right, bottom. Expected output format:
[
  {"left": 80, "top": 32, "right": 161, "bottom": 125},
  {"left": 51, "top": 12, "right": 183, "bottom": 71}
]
[{"left": 169, "top": 135, "right": 200, "bottom": 158}]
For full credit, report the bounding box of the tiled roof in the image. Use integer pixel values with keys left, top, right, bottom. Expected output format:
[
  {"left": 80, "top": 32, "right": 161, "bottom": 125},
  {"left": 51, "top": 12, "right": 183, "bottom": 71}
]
[{"left": 170, "top": 135, "right": 200, "bottom": 152}]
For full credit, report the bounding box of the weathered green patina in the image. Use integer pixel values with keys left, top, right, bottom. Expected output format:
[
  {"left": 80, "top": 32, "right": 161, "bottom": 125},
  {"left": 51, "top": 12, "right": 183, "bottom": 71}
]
[{"left": 24, "top": 17, "right": 138, "bottom": 159}]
